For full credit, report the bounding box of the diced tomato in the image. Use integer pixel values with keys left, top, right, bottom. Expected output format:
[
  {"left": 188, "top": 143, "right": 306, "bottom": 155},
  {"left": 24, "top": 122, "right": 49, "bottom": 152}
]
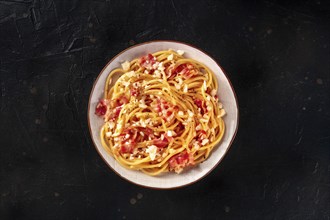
[
  {"left": 95, "top": 99, "right": 108, "bottom": 116},
  {"left": 140, "top": 54, "right": 156, "bottom": 69}
]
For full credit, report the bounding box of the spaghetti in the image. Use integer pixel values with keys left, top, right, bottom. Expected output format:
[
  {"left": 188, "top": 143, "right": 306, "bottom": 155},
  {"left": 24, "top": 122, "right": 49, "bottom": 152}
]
[{"left": 95, "top": 49, "right": 225, "bottom": 176}]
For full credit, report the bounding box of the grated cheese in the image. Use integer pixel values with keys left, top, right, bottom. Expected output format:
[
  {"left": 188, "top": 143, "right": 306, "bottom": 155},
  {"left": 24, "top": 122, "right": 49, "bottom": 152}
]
[
  {"left": 154, "top": 70, "right": 161, "bottom": 78},
  {"left": 106, "top": 131, "right": 112, "bottom": 137},
  {"left": 183, "top": 84, "right": 188, "bottom": 93},
  {"left": 158, "top": 62, "right": 165, "bottom": 72},
  {"left": 193, "top": 141, "right": 200, "bottom": 150},
  {"left": 200, "top": 118, "right": 208, "bottom": 123},
  {"left": 126, "top": 71, "right": 135, "bottom": 77},
  {"left": 146, "top": 145, "right": 158, "bottom": 161},
  {"left": 177, "top": 50, "right": 185, "bottom": 55},
  {"left": 211, "top": 89, "right": 217, "bottom": 96},
  {"left": 219, "top": 109, "right": 226, "bottom": 117},
  {"left": 167, "top": 130, "right": 175, "bottom": 137},
  {"left": 140, "top": 120, "right": 147, "bottom": 128},
  {"left": 108, "top": 121, "right": 115, "bottom": 129},
  {"left": 167, "top": 54, "right": 174, "bottom": 61},
  {"left": 177, "top": 77, "right": 183, "bottom": 85},
  {"left": 152, "top": 62, "right": 159, "bottom": 69},
  {"left": 203, "top": 81, "right": 207, "bottom": 91},
  {"left": 188, "top": 110, "right": 194, "bottom": 117},
  {"left": 139, "top": 103, "right": 148, "bottom": 109},
  {"left": 122, "top": 81, "right": 130, "bottom": 87},
  {"left": 121, "top": 61, "right": 130, "bottom": 71},
  {"left": 202, "top": 139, "right": 209, "bottom": 146}
]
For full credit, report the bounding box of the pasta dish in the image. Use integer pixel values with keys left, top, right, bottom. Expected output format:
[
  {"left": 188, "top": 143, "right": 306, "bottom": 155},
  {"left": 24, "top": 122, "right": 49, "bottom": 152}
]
[{"left": 95, "top": 49, "right": 225, "bottom": 176}]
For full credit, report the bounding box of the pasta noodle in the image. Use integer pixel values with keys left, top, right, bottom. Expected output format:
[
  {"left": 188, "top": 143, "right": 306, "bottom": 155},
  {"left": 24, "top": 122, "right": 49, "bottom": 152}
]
[{"left": 95, "top": 49, "right": 225, "bottom": 176}]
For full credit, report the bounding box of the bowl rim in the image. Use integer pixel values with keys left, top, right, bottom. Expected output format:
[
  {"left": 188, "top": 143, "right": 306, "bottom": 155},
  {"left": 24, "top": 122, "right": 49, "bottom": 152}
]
[{"left": 87, "top": 40, "right": 239, "bottom": 189}]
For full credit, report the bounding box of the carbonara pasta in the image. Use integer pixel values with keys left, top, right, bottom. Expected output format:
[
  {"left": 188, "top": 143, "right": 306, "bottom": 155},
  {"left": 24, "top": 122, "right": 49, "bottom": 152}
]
[{"left": 95, "top": 49, "right": 225, "bottom": 176}]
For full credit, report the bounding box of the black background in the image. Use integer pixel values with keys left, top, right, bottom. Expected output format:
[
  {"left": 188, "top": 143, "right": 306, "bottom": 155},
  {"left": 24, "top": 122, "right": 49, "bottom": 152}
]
[{"left": 0, "top": 0, "right": 329, "bottom": 219}]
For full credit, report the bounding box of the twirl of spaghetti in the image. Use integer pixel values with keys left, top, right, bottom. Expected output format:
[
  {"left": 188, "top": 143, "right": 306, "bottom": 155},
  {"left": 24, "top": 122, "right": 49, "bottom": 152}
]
[{"left": 95, "top": 50, "right": 225, "bottom": 176}]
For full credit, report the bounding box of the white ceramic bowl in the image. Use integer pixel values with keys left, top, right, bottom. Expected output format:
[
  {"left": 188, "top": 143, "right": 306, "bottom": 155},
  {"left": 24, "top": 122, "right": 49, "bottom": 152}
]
[{"left": 88, "top": 41, "right": 239, "bottom": 189}]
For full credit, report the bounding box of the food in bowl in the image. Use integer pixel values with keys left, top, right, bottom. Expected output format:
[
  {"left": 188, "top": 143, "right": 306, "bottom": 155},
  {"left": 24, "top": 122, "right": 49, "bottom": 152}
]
[{"left": 94, "top": 49, "right": 226, "bottom": 176}]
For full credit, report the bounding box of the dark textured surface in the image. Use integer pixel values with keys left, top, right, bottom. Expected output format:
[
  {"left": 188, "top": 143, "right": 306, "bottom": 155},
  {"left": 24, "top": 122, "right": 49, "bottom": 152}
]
[{"left": 0, "top": 0, "right": 329, "bottom": 219}]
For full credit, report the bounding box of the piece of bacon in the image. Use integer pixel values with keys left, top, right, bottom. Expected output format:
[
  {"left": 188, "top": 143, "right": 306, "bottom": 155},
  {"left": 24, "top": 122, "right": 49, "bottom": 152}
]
[
  {"left": 138, "top": 127, "right": 154, "bottom": 136},
  {"left": 194, "top": 99, "right": 207, "bottom": 115},
  {"left": 153, "top": 98, "right": 178, "bottom": 121},
  {"left": 95, "top": 99, "right": 108, "bottom": 116},
  {"left": 172, "top": 63, "right": 196, "bottom": 79},
  {"left": 111, "top": 96, "right": 128, "bottom": 108},
  {"left": 169, "top": 151, "right": 194, "bottom": 172},
  {"left": 194, "top": 99, "right": 203, "bottom": 109},
  {"left": 118, "top": 128, "right": 139, "bottom": 154},
  {"left": 174, "top": 122, "right": 185, "bottom": 135},
  {"left": 140, "top": 54, "right": 156, "bottom": 69},
  {"left": 113, "top": 106, "right": 122, "bottom": 118},
  {"left": 106, "top": 96, "right": 129, "bottom": 121},
  {"left": 120, "top": 140, "right": 135, "bottom": 154},
  {"left": 153, "top": 138, "right": 169, "bottom": 148},
  {"left": 130, "top": 87, "right": 139, "bottom": 97}
]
